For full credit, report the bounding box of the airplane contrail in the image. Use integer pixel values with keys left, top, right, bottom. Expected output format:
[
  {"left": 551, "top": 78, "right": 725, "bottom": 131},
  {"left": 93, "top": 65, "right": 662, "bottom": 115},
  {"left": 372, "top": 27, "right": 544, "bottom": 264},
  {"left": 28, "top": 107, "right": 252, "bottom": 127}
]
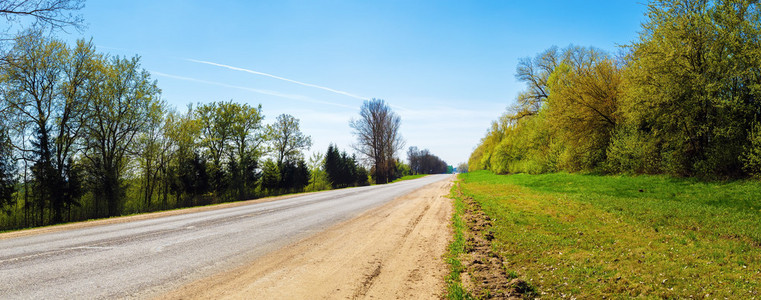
[
  {"left": 152, "top": 71, "right": 355, "bottom": 109},
  {"left": 186, "top": 59, "right": 368, "bottom": 100}
]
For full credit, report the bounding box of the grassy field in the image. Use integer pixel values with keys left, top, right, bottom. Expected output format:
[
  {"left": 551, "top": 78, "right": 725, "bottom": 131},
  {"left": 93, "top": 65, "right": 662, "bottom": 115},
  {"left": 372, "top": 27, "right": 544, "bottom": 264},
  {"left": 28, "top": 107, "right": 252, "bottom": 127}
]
[{"left": 450, "top": 170, "right": 761, "bottom": 298}]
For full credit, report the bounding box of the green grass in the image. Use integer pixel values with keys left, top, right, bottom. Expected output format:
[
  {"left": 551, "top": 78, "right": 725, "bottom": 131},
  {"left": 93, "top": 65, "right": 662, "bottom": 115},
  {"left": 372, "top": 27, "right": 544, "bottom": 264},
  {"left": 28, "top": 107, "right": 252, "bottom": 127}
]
[
  {"left": 455, "top": 170, "right": 761, "bottom": 298},
  {"left": 391, "top": 174, "right": 428, "bottom": 183},
  {"left": 445, "top": 182, "right": 474, "bottom": 299}
]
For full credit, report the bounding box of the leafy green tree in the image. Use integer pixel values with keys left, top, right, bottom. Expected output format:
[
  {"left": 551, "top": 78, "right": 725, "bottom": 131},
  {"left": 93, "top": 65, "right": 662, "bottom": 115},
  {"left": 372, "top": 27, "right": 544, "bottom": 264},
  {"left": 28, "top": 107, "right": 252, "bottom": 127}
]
[
  {"left": 164, "top": 107, "right": 203, "bottom": 207},
  {"left": 228, "top": 103, "right": 264, "bottom": 200},
  {"left": 546, "top": 47, "right": 622, "bottom": 171},
  {"left": 136, "top": 98, "right": 168, "bottom": 211},
  {"left": 743, "top": 123, "right": 761, "bottom": 177},
  {"left": 624, "top": 0, "right": 761, "bottom": 176},
  {"left": 0, "top": 129, "right": 16, "bottom": 213},
  {"left": 394, "top": 160, "right": 411, "bottom": 178},
  {"left": 268, "top": 114, "right": 312, "bottom": 167},
  {"left": 195, "top": 101, "right": 234, "bottom": 198},
  {"left": 82, "top": 55, "right": 160, "bottom": 217},
  {"left": 306, "top": 151, "right": 329, "bottom": 191},
  {"left": 260, "top": 159, "right": 280, "bottom": 193},
  {"left": 196, "top": 101, "right": 266, "bottom": 200},
  {"left": 3, "top": 32, "right": 96, "bottom": 224}
]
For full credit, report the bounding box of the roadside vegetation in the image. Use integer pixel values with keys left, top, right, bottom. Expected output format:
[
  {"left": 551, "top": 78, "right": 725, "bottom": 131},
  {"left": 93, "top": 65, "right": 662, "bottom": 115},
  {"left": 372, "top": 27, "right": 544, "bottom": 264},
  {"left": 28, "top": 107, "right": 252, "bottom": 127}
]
[
  {"left": 445, "top": 181, "right": 469, "bottom": 299},
  {"left": 469, "top": 0, "right": 761, "bottom": 179},
  {"left": 460, "top": 1, "right": 761, "bottom": 296},
  {"left": 0, "top": 1, "right": 453, "bottom": 231},
  {"left": 451, "top": 170, "right": 761, "bottom": 298},
  {"left": 391, "top": 174, "right": 427, "bottom": 183}
]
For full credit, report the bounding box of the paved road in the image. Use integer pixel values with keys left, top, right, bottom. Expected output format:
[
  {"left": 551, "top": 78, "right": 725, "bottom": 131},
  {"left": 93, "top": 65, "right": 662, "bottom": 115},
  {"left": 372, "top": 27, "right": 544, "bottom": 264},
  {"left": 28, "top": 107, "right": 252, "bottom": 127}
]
[{"left": 0, "top": 175, "right": 451, "bottom": 299}]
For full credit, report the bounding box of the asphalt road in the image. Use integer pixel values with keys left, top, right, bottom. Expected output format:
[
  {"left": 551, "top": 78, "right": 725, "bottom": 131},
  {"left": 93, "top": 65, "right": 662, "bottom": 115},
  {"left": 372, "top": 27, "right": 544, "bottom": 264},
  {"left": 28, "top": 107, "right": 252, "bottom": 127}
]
[{"left": 0, "top": 174, "right": 451, "bottom": 299}]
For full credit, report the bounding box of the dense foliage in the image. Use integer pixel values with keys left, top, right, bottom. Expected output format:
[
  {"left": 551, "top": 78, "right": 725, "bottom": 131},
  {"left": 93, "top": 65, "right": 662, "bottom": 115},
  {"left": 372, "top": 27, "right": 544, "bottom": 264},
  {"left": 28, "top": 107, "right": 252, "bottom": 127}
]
[
  {"left": 324, "top": 144, "right": 369, "bottom": 188},
  {"left": 469, "top": 0, "right": 761, "bottom": 179},
  {"left": 0, "top": 32, "right": 328, "bottom": 230}
]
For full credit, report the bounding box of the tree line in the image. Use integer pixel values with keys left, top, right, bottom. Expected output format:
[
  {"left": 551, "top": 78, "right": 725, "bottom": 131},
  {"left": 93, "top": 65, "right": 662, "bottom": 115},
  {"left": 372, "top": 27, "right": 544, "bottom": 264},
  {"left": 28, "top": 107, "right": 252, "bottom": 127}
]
[
  {"left": 0, "top": 35, "right": 451, "bottom": 231},
  {"left": 469, "top": 0, "right": 761, "bottom": 179},
  {"left": 407, "top": 146, "right": 449, "bottom": 175},
  {"left": 0, "top": 1, "right": 454, "bottom": 231},
  {"left": 0, "top": 31, "right": 327, "bottom": 229}
]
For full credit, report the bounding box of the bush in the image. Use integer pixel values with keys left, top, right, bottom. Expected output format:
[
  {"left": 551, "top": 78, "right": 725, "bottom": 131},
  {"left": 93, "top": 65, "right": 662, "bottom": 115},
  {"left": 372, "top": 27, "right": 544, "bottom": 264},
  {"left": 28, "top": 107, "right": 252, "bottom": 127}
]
[
  {"left": 606, "top": 125, "right": 660, "bottom": 174},
  {"left": 742, "top": 122, "right": 761, "bottom": 178}
]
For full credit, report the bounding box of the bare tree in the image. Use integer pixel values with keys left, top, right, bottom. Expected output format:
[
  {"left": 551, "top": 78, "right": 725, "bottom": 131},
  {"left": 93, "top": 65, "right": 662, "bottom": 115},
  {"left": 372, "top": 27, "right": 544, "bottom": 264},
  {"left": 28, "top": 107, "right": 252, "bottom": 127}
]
[
  {"left": 350, "top": 98, "right": 404, "bottom": 184},
  {"left": 0, "top": 0, "right": 85, "bottom": 34},
  {"left": 407, "top": 146, "right": 447, "bottom": 174},
  {"left": 510, "top": 46, "right": 560, "bottom": 121}
]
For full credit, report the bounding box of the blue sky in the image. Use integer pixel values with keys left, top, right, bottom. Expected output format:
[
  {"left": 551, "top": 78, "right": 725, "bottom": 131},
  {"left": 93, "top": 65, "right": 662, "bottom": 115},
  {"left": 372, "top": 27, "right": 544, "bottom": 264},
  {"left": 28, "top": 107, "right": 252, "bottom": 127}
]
[{"left": 64, "top": 0, "right": 647, "bottom": 166}]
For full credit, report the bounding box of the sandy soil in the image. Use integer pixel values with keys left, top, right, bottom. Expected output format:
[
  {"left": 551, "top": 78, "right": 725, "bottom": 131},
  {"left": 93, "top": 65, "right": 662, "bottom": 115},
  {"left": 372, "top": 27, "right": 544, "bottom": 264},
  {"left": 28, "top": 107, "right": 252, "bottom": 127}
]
[{"left": 160, "top": 176, "right": 454, "bottom": 300}]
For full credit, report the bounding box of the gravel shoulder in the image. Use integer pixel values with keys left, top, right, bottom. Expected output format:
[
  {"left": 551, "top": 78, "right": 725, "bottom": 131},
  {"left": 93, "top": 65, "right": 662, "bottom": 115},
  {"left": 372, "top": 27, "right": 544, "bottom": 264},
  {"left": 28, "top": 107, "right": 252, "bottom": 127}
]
[{"left": 160, "top": 176, "right": 454, "bottom": 299}]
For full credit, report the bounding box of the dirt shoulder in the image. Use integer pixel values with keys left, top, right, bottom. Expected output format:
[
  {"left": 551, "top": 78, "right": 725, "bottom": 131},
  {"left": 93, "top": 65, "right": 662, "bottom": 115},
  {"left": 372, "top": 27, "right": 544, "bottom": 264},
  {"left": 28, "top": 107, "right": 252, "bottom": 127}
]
[
  {"left": 160, "top": 176, "right": 454, "bottom": 300},
  {"left": 0, "top": 193, "right": 306, "bottom": 240}
]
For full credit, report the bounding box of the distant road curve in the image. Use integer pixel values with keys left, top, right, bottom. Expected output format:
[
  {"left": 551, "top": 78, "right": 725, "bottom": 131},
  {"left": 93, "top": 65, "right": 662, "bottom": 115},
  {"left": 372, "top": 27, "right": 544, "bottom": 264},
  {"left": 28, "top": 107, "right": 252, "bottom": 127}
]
[{"left": 0, "top": 175, "right": 451, "bottom": 299}]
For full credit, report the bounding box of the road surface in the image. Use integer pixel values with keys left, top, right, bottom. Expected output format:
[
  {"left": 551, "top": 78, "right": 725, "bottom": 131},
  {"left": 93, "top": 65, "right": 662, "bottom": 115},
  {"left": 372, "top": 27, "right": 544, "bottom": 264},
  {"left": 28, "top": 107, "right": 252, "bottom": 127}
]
[{"left": 0, "top": 174, "right": 451, "bottom": 299}]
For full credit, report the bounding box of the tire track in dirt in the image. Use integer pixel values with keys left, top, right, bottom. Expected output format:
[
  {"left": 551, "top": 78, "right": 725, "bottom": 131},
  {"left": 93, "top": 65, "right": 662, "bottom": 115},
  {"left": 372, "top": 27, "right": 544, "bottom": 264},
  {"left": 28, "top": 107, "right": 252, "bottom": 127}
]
[
  {"left": 352, "top": 201, "right": 432, "bottom": 299},
  {"left": 159, "top": 176, "right": 454, "bottom": 300},
  {"left": 353, "top": 260, "right": 382, "bottom": 299}
]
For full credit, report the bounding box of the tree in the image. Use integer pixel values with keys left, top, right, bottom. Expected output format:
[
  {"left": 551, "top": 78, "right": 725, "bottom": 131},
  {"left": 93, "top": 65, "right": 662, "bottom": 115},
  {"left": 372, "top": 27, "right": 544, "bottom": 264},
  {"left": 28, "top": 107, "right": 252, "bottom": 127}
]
[
  {"left": 324, "top": 144, "right": 368, "bottom": 188},
  {"left": 260, "top": 159, "right": 280, "bottom": 193},
  {"left": 407, "top": 146, "right": 420, "bottom": 174},
  {"left": 165, "top": 107, "right": 207, "bottom": 208},
  {"left": 196, "top": 101, "right": 266, "bottom": 200},
  {"left": 280, "top": 159, "right": 309, "bottom": 192},
  {"left": 136, "top": 98, "right": 168, "bottom": 211},
  {"left": 546, "top": 47, "right": 623, "bottom": 171},
  {"left": 624, "top": 0, "right": 761, "bottom": 176},
  {"left": 170, "top": 151, "right": 209, "bottom": 208},
  {"left": 228, "top": 103, "right": 264, "bottom": 200},
  {"left": 82, "top": 55, "right": 160, "bottom": 217},
  {"left": 324, "top": 144, "right": 342, "bottom": 188},
  {"left": 0, "top": 128, "right": 16, "bottom": 212},
  {"left": 306, "top": 151, "right": 329, "bottom": 191},
  {"left": 350, "top": 98, "right": 404, "bottom": 184},
  {"left": 3, "top": 32, "right": 96, "bottom": 224},
  {"left": 510, "top": 47, "right": 561, "bottom": 120},
  {"left": 0, "top": 0, "right": 85, "bottom": 38},
  {"left": 268, "top": 114, "right": 312, "bottom": 167},
  {"left": 456, "top": 162, "right": 468, "bottom": 173},
  {"left": 394, "top": 160, "right": 411, "bottom": 178},
  {"left": 407, "top": 146, "right": 448, "bottom": 174},
  {"left": 195, "top": 101, "right": 233, "bottom": 197}
]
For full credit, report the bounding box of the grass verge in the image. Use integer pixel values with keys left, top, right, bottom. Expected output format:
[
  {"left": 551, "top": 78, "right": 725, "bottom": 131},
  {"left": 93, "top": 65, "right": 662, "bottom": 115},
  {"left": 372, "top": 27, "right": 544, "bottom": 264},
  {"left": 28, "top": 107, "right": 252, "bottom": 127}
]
[
  {"left": 445, "top": 180, "right": 471, "bottom": 299},
  {"left": 454, "top": 170, "right": 761, "bottom": 298},
  {"left": 391, "top": 174, "right": 428, "bottom": 183}
]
